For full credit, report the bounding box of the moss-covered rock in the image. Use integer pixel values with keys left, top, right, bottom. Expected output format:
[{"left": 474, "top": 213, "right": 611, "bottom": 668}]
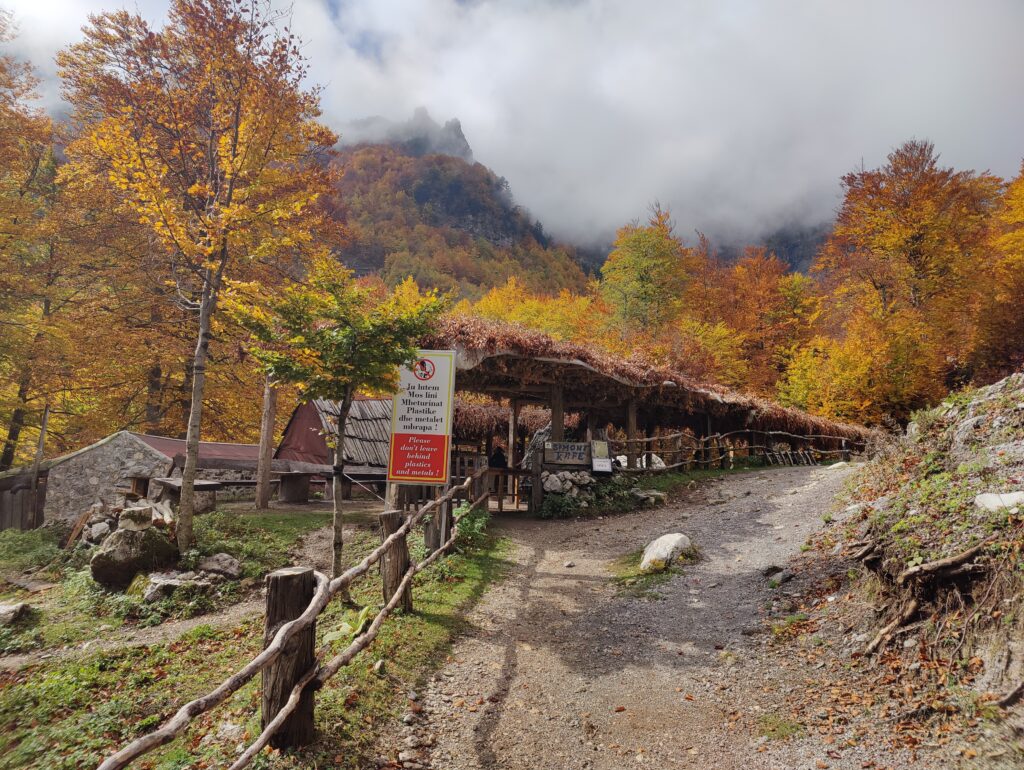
[{"left": 90, "top": 528, "right": 178, "bottom": 590}]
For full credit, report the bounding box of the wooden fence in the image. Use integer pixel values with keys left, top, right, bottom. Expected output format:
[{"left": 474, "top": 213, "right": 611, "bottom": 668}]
[
  {"left": 609, "top": 429, "right": 861, "bottom": 473},
  {"left": 95, "top": 467, "right": 490, "bottom": 770}
]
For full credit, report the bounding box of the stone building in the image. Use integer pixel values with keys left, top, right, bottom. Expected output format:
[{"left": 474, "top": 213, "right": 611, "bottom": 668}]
[{"left": 40, "top": 431, "right": 260, "bottom": 525}]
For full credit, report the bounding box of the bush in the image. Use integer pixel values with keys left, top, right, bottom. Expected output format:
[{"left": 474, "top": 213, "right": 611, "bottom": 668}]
[
  {"left": 454, "top": 503, "right": 491, "bottom": 549},
  {"left": 538, "top": 493, "right": 580, "bottom": 520}
]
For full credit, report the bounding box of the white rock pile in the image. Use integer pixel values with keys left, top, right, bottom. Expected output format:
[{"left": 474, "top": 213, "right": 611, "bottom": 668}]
[{"left": 540, "top": 470, "right": 597, "bottom": 504}]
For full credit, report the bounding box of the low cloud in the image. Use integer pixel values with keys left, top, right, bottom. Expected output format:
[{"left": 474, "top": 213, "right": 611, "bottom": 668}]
[{"left": 7, "top": 0, "right": 1024, "bottom": 246}]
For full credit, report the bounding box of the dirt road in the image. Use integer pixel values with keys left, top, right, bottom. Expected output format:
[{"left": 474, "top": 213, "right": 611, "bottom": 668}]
[{"left": 385, "top": 465, "right": 927, "bottom": 770}]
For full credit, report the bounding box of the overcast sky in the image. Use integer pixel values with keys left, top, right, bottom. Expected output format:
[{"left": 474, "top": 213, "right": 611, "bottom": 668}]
[{"left": 5, "top": 0, "right": 1024, "bottom": 246}]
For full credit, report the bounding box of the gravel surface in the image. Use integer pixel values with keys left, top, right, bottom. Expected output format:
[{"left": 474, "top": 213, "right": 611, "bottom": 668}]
[{"left": 378, "top": 465, "right": 940, "bottom": 770}]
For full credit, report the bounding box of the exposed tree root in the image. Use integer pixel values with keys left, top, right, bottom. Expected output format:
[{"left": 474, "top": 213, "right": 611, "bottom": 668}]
[
  {"left": 896, "top": 540, "right": 993, "bottom": 586},
  {"left": 852, "top": 542, "right": 876, "bottom": 561},
  {"left": 865, "top": 598, "right": 919, "bottom": 655}
]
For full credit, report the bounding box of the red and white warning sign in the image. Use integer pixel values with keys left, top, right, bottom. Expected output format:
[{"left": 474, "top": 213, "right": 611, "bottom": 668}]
[{"left": 387, "top": 350, "right": 456, "bottom": 485}]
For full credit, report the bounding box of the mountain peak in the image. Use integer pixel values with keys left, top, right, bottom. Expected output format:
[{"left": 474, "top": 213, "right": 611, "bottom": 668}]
[{"left": 341, "top": 108, "right": 474, "bottom": 162}]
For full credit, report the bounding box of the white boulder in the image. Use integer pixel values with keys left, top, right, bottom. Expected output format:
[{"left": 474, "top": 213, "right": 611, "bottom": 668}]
[
  {"left": 640, "top": 533, "right": 692, "bottom": 573},
  {"left": 974, "top": 492, "right": 1024, "bottom": 512}
]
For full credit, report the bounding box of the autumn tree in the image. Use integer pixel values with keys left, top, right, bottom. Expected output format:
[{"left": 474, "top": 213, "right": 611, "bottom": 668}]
[
  {"left": 600, "top": 206, "right": 693, "bottom": 337},
  {"left": 974, "top": 162, "right": 1024, "bottom": 377},
  {"left": 58, "top": 0, "right": 337, "bottom": 549},
  {"left": 801, "top": 140, "right": 1002, "bottom": 420},
  {"left": 0, "top": 11, "right": 54, "bottom": 470},
  {"left": 226, "top": 259, "right": 445, "bottom": 579},
  {"left": 714, "top": 248, "right": 819, "bottom": 392}
]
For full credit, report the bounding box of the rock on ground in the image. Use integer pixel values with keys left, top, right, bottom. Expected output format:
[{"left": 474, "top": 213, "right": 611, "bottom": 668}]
[
  {"left": 197, "top": 553, "right": 242, "bottom": 579},
  {"left": 974, "top": 491, "right": 1024, "bottom": 511},
  {"left": 90, "top": 528, "right": 178, "bottom": 590},
  {"left": 0, "top": 602, "right": 29, "bottom": 626},
  {"left": 639, "top": 532, "right": 691, "bottom": 572}
]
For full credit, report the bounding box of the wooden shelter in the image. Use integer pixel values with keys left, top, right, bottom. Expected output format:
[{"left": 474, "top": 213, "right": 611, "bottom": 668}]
[{"left": 423, "top": 316, "right": 872, "bottom": 460}]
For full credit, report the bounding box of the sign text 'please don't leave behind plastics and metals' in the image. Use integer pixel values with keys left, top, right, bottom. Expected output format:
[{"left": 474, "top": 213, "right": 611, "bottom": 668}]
[{"left": 387, "top": 350, "right": 456, "bottom": 485}]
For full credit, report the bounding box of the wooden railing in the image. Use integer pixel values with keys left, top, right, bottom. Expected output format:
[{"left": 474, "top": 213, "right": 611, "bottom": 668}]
[
  {"left": 96, "top": 467, "right": 490, "bottom": 770},
  {"left": 609, "top": 429, "right": 863, "bottom": 473}
]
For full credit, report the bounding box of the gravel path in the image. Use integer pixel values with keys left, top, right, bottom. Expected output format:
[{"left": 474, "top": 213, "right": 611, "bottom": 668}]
[{"left": 382, "top": 465, "right": 898, "bottom": 770}]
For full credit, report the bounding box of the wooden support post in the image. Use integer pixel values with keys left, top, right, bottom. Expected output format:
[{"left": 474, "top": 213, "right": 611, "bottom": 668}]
[
  {"left": 550, "top": 386, "right": 565, "bottom": 442},
  {"left": 842, "top": 439, "right": 850, "bottom": 462},
  {"left": 704, "top": 415, "right": 713, "bottom": 470},
  {"left": 530, "top": 447, "right": 544, "bottom": 514},
  {"left": 644, "top": 420, "right": 655, "bottom": 471},
  {"left": 262, "top": 567, "right": 316, "bottom": 748},
  {"left": 508, "top": 400, "right": 520, "bottom": 466},
  {"left": 626, "top": 399, "right": 638, "bottom": 470},
  {"left": 507, "top": 399, "right": 520, "bottom": 508},
  {"left": 379, "top": 510, "right": 412, "bottom": 612},
  {"left": 586, "top": 412, "right": 597, "bottom": 442}
]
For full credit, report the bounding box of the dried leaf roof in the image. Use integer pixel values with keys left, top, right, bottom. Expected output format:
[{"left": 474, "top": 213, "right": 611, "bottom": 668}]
[{"left": 423, "top": 315, "right": 874, "bottom": 443}]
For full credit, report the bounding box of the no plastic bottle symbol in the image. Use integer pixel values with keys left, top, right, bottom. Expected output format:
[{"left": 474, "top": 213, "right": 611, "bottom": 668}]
[{"left": 412, "top": 358, "right": 435, "bottom": 381}]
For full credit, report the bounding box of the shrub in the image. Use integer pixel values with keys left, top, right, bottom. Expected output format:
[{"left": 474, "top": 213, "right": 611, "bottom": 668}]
[
  {"left": 454, "top": 503, "right": 490, "bottom": 549},
  {"left": 538, "top": 493, "right": 581, "bottom": 519}
]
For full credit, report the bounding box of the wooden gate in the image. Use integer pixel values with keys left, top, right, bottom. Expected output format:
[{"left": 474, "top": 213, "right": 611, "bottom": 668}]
[{"left": 0, "top": 469, "right": 47, "bottom": 532}]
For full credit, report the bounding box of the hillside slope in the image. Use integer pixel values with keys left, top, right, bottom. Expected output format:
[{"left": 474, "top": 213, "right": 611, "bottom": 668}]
[
  {"left": 330, "top": 143, "right": 588, "bottom": 298},
  {"left": 793, "top": 372, "right": 1024, "bottom": 765}
]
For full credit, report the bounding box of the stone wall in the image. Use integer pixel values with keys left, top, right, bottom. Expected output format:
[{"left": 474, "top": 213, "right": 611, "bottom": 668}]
[
  {"left": 166, "top": 466, "right": 259, "bottom": 502},
  {"left": 44, "top": 432, "right": 172, "bottom": 524}
]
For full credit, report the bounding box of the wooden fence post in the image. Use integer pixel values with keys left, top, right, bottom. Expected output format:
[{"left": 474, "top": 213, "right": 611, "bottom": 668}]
[
  {"left": 380, "top": 511, "right": 412, "bottom": 612},
  {"left": 262, "top": 567, "right": 317, "bottom": 748}
]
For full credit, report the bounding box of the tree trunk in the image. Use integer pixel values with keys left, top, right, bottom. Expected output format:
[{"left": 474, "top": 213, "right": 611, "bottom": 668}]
[
  {"left": 379, "top": 510, "right": 412, "bottom": 612},
  {"left": 177, "top": 281, "right": 217, "bottom": 552},
  {"left": 29, "top": 403, "right": 49, "bottom": 528},
  {"left": 0, "top": 378, "right": 29, "bottom": 471},
  {"left": 331, "top": 390, "right": 354, "bottom": 580},
  {"left": 144, "top": 362, "right": 163, "bottom": 433},
  {"left": 255, "top": 377, "right": 278, "bottom": 510}
]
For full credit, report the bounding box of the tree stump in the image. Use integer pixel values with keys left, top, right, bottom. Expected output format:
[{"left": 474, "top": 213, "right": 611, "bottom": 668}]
[
  {"left": 262, "top": 567, "right": 316, "bottom": 748},
  {"left": 380, "top": 511, "right": 412, "bottom": 612}
]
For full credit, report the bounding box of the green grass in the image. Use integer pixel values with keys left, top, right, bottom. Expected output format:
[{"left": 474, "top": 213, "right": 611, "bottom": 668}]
[
  {"left": 0, "top": 527, "right": 63, "bottom": 574},
  {"left": 757, "top": 713, "right": 805, "bottom": 740},
  {"left": 608, "top": 546, "right": 698, "bottom": 600},
  {"left": 188, "top": 509, "right": 333, "bottom": 578},
  {"left": 0, "top": 531, "right": 511, "bottom": 770},
  {"left": 0, "top": 509, "right": 333, "bottom": 656}
]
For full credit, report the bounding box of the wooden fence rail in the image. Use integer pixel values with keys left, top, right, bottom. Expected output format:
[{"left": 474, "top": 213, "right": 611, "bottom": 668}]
[
  {"left": 610, "top": 430, "right": 863, "bottom": 474},
  {"left": 96, "top": 468, "right": 489, "bottom": 770}
]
